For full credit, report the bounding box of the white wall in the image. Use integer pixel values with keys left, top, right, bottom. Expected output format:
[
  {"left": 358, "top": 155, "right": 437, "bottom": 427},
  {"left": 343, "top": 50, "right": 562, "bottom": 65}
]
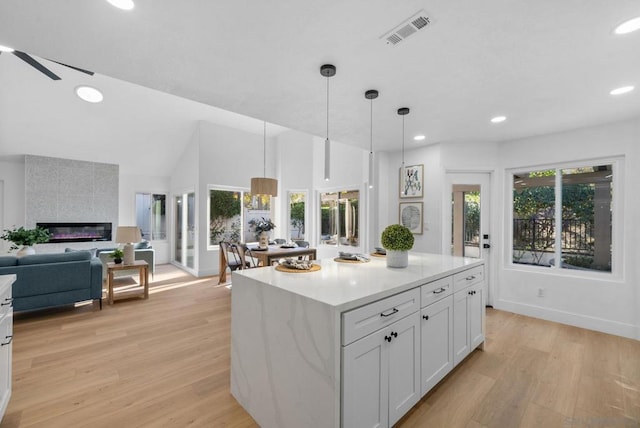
[
  {"left": 0, "top": 158, "right": 25, "bottom": 254},
  {"left": 386, "top": 118, "right": 640, "bottom": 339}
]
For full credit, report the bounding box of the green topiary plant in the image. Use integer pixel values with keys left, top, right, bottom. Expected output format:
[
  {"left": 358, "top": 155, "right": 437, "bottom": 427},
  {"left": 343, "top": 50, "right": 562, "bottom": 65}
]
[
  {"left": 381, "top": 224, "right": 414, "bottom": 251},
  {"left": 0, "top": 226, "right": 50, "bottom": 251}
]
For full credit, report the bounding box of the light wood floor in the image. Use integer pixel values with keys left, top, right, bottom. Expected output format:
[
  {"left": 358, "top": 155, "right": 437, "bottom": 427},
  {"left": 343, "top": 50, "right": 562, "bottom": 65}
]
[{"left": 1, "top": 265, "right": 639, "bottom": 428}]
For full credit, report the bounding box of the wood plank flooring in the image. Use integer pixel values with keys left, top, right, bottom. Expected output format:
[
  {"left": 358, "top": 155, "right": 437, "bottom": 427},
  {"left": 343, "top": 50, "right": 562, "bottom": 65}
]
[{"left": 1, "top": 265, "right": 639, "bottom": 427}]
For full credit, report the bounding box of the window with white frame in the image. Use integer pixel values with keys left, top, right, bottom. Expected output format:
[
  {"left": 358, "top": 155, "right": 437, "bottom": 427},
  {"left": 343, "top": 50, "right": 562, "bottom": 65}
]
[
  {"left": 135, "top": 193, "right": 166, "bottom": 240},
  {"left": 511, "top": 163, "right": 614, "bottom": 273},
  {"left": 208, "top": 188, "right": 272, "bottom": 246}
]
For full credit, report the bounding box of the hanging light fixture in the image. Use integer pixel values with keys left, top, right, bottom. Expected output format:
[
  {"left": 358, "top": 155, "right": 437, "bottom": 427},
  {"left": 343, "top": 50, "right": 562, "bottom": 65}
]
[
  {"left": 250, "top": 121, "right": 278, "bottom": 197},
  {"left": 320, "top": 64, "right": 336, "bottom": 181},
  {"left": 398, "top": 107, "right": 410, "bottom": 196},
  {"left": 365, "top": 89, "right": 379, "bottom": 189}
]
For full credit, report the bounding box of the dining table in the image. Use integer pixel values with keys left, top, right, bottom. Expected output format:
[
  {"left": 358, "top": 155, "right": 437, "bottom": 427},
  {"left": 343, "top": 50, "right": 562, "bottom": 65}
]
[
  {"left": 218, "top": 244, "right": 318, "bottom": 284},
  {"left": 247, "top": 244, "right": 317, "bottom": 267}
]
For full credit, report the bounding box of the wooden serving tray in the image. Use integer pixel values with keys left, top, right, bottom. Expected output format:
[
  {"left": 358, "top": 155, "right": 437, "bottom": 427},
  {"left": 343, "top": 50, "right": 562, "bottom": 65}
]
[
  {"left": 370, "top": 252, "right": 386, "bottom": 258},
  {"left": 275, "top": 264, "right": 321, "bottom": 273}
]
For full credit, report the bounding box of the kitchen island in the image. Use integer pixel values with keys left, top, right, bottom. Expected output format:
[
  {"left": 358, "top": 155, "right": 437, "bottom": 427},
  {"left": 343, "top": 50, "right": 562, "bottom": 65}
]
[{"left": 230, "top": 252, "right": 485, "bottom": 428}]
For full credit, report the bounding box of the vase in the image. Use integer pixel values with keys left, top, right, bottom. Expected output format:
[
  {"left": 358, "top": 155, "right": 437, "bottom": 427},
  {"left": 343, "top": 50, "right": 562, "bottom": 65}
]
[
  {"left": 17, "top": 246, "right": 36, "bottom": 257},
  {"left": 386, "top": 250, "right": 408, "bottom": 268},
  {"left": 114, "top": 258, "right": 123, "bottom": 264},
  {"left": 258, "top": 231, "right": 269, "bottom": 249}
]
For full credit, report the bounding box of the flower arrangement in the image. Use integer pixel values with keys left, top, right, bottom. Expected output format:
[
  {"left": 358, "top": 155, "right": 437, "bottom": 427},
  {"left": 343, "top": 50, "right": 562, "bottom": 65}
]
[
  {"left": 248, "top": 217, "right": 276, "bottom": 236},
  {"left": 0, "top": 226, "right": 50, "bottom": 251},
  {"left": 381, "top": 224, "right": 414, "bottom": 251}
]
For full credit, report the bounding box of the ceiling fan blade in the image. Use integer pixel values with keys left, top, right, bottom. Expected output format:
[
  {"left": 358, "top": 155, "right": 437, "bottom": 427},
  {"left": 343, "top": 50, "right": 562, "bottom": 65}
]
[
  {"left": 12, "top": 51, "right": 61, "bottom": 80},
  {"left": 50, "top": 60, "right": 94, "bottom": 76}
]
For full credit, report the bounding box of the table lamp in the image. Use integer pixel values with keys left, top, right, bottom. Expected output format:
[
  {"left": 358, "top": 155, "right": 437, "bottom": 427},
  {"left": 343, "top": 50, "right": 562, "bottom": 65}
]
[{"left": 115, "top": 226, "right": 141, "bottom": 265}]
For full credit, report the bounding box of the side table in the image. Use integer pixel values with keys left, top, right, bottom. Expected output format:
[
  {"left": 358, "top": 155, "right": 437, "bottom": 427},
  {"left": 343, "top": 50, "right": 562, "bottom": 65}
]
[{"left": 107, "top": 260, "right": 149, "bottom": 305}]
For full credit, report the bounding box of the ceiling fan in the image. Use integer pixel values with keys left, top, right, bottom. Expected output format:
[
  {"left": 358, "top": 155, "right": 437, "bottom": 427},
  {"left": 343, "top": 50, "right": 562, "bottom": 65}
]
[{"left": 0, "top": 46, "right": 94, "bottom": 80}]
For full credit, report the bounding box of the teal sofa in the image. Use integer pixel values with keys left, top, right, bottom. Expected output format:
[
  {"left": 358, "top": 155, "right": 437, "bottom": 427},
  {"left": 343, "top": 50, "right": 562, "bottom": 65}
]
[{"left": 0, "top": 251, "right": 103, "bottom": 312}]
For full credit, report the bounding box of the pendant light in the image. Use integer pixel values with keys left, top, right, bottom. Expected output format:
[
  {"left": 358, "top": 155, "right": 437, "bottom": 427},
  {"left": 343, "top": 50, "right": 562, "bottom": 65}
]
[
  {"left": 250, "top": 121, "right": 278, "bottom": 197},
  {"left": 365, "top": 89, "right": 379, "bottom": 189},
  {"left": 320, "top": 64, "right": 336, "bottom": 181},
  {"left": 398, "top": 107, "right": 410, "bottom": 196}
]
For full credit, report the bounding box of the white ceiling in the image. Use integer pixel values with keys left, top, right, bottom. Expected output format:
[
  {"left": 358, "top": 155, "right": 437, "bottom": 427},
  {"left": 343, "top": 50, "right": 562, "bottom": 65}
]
[{"left": 1, "top": 0, "right": 639, "bottom": 170}]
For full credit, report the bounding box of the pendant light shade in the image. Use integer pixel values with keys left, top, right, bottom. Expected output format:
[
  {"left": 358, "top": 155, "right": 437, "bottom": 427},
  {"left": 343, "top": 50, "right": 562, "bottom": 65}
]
[
  {"left": 250, "top": 121, "right": 278, "bottom": 197},
  {"left": 365, "top": 89, "right": 379, "bottom": 189},
  {"left": 320, "top": 64, "right": 336, "bottom": 181},
  {"left": 398, "top": 107, "right": 410, "bottom": 196}
]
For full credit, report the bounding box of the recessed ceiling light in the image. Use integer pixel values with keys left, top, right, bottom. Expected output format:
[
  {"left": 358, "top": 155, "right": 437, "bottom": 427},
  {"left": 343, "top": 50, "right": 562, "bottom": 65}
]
[
  {"left": 414, "top": 135, "right": 426, "bottom": 141},
  {"left": 609, "top": 86, "right": 635, "bottom": 95},
  {"left": 0, "top": 45, "right": 15, "bottom": 52},
  {"left": 75, "top": 86, "right": 104, "bottom": 103},
  {"left": 614, "top": 16, "right": 640, "bottom": 35},
  {"left": 490, "top": 116, "right": 506, "bottom": 123},
  {"left": 106, "top": 0, "right": 134, "bottom": 10}
]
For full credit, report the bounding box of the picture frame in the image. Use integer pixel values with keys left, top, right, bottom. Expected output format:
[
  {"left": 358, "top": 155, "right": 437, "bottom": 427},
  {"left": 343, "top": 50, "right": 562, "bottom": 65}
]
[
  {"left": 399, "top": 201, "right": 423, "bottom": 234},
  {"left": 399, "top": 164, "right": 424, "bottom": 198}
]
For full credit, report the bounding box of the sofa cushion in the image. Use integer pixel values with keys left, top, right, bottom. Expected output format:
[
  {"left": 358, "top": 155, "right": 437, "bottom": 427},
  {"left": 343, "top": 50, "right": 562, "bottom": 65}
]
[
  {"left": 0, "top": 256, "right": 17, "bottom": 267},
  {"left": 95, "top": 248, "right": 117, "bottom": 256},
  {"left": 18, "top": 251, "right": 92, "bottom": 265},
  {"left": 65, "top": 247, "right": 98, "bottom": 257}
]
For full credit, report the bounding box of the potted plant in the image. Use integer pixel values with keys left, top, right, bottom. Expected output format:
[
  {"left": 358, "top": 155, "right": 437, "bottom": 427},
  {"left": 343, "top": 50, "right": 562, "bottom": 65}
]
[
  {"left": 248, "top": 217, "right": 276, "bottom": 249},
  {"left": 0, "top": 226, "right": 50, "bottom": 256},
  {"left": 110, "top": 248, "right": 124, "bottom": 264},
  {"left": 381, "top": 224, "right": 414, "bottom": 268}
]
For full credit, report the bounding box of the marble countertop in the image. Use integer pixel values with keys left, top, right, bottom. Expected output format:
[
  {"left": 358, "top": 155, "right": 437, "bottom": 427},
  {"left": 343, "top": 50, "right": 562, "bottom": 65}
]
[{"left": 233, "top": 252, "right": 483, "bottom": 312}]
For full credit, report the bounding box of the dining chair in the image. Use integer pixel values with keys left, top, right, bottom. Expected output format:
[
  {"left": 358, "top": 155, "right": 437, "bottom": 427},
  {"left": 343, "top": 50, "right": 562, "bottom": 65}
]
[
  {"left": 219, "top": 241, "right": 250, "bottom": 272},
  {"left": 274, "top": 238, "right": 286, "bottom": 245},
  {"left": 237, "top": 243, "right": 260, "bottom": 268}
]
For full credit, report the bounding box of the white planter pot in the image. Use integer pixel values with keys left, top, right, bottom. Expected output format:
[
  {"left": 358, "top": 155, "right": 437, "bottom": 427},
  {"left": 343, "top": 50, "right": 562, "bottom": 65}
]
[
  {"left": 258, "top": 231, "right": 269, "bottom": 249},
  {"left": 386, "top": 250, "right": 408, "bottom": 268},
  {"left": 17, "top": 246, "right": 36, "bottom": 257}
]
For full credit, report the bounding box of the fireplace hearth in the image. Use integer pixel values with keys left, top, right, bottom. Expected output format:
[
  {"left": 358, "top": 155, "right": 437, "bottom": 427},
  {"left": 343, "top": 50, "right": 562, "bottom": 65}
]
[{"left": 37, "top": 222, "right": 112, "bottom": 243}]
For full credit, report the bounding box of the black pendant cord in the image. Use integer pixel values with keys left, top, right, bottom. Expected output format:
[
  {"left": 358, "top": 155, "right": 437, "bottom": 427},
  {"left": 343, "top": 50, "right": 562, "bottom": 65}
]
[
  {"left": 402, "top": 114, "right": 405, "bottom": 166},
  {"left": 263, "top": 121, "right": 267, "bottom": 178},
  {"left": 370, "top": 98, "right": 373, "bottom": 155},
  {"left": 326, "top": 77, "right": 330, "bottom": 141}
]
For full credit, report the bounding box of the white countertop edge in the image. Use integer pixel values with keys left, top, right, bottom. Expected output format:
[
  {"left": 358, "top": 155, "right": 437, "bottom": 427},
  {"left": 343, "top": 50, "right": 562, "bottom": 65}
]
[{"left": 233, "top": 252, "right": 484, "bottom": 313}]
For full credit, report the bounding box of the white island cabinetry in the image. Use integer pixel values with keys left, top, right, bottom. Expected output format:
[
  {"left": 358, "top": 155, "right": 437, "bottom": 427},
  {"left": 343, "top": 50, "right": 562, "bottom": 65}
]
[{"left": 231, "top": 253, "right": 484, "bottom": 428}]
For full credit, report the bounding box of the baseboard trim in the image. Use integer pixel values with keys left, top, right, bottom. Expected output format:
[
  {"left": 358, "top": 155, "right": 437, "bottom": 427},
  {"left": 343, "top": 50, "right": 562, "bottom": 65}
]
[{"left": 494, "top": 299, "right": 639, "bottom": 340}]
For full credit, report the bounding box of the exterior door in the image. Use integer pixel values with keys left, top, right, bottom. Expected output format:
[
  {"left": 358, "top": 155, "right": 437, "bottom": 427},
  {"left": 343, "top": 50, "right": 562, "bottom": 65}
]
[{"left": 444, "top": 172, "right": 492, "bottom": 306}]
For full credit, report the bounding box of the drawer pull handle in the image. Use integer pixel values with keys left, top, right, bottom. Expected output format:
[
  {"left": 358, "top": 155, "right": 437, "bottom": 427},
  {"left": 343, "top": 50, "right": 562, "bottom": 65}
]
[
  {"left": 468, "top": 290, "right": 477, "bottom": 295},
  {"left": 466, "top": 275, "right": 476, "bottom": 281},
  {"left": 1, "top": 335, "right": 12, "bottom": 346},
  {"left": 1, "top": 298, "right": 13, "bottom": 307},
  {"left": 384, "top": 335, "right": 392, "bottom": 342},
  {"left": 433, "top": 287, "right": 446, "bottom": 294},
  {"left": 380, "top": 308, "right": 399, "bottom": 317},
  {"left": 422, "top": 315, "right": 429, "bottom": 321}
]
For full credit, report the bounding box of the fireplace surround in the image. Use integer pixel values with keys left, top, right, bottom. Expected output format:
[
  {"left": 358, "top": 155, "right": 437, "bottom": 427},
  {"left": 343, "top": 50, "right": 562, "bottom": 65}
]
[{"left": 36, "top": 222, "right": 112, "bottom": 243}]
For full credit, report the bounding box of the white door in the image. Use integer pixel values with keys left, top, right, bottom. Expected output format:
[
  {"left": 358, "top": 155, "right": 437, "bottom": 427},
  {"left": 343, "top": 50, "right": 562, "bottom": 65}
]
[{"left": 444, "top": 172, "right": 493, "bottom": 306}]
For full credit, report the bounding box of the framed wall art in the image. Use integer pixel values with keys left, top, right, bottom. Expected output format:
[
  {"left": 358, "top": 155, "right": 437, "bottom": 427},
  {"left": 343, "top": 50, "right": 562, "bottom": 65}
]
[
  {"left": 400, "top": 164, "right": 423, "bottom": 198},
  {"left": 399, "top": 201, "right": 423, "bottom": 234}
]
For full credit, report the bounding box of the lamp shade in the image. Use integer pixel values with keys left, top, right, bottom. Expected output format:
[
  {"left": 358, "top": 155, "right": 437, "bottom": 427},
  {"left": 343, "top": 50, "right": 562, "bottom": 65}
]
[
  {"left": 250, "top": 177, "right": 278, "bottom": 197},
  {"left": 115, "top": 226, "right": 141, "bottom": 244}
]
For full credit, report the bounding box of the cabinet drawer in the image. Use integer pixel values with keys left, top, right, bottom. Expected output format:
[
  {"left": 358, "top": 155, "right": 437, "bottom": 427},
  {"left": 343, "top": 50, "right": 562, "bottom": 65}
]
[
  {"left": 421, "top": 276, "right": 452, "bottom": 308},
  {"left": 342, "top": 288, "right": 420, "bottom": 345},
  {"left": 0, "top": 282, "right": 12, "bottom": 321},
  {"left": 453, "top": 265, "right": 484, "bottom": 292}
]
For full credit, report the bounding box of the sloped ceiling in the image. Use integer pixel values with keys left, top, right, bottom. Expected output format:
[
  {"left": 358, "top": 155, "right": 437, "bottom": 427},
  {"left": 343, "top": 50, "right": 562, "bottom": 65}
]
[{"left": 1, "top": 0, "right": 639, "bottom": 171}]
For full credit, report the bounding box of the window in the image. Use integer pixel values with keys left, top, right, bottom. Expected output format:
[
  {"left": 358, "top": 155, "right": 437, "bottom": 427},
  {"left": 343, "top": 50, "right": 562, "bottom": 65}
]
[
  {"left": 288, "top": 192, "right": 306, "bottom": 241},
  {"left": 512, "top": 164, "right": 613, "bottom": 272},
  {"left": 320, "top": 190, "right": 359, "bottom": 247},
  {"left": 135, "top": 193, "right": 166, "bottom": 240},
  {"left": 208, "top": 188, "right": 272, "bottom": 246}
]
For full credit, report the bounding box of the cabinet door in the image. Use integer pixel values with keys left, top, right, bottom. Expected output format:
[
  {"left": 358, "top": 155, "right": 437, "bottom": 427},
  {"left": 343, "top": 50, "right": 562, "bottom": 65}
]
[
  {"left": 420, "top": 295, "right": 453, "bottom": 396},
  {"left": 0, "top": 312, "right": 12, "bottom": 419},
  {"left": 343, "top": 329, "right": 389, "bottom": 428},
  {"left": 388, "top": 312, "right": 420, "bottom": 427},
  {"left": 469, "top": 283, "right": 484, "bottom": 350},
  {"left": 453, "top": 289, "right": 470, "bottom": 366}
]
